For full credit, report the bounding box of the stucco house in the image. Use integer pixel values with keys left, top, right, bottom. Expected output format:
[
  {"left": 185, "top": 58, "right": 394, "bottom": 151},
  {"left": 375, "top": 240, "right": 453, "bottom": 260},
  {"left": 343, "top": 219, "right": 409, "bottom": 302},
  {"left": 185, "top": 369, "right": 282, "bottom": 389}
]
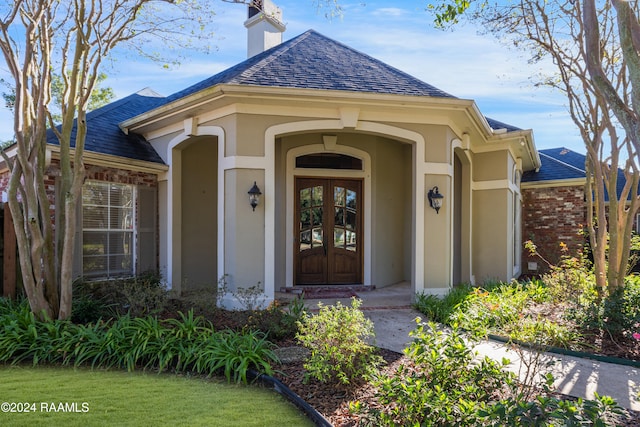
[{"left": 0, "top": 2, "right": 543, "bottom": 308}]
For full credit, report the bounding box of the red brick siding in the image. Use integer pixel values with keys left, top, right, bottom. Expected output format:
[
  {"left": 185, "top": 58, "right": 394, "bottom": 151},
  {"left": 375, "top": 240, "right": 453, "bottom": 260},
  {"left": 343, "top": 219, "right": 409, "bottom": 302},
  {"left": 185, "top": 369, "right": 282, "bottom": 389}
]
[
  {"left": 0, "top": 161, "right": 160, "bottom": 274},
  {"left": 521, "top": 185, "right": 587, "bottom": 273}
]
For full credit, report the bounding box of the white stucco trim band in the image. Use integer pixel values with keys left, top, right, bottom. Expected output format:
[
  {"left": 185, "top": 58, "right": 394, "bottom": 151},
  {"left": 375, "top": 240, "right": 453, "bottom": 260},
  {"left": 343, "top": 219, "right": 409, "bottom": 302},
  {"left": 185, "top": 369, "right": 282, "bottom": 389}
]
[
  {"left": 472, "top": 179, "right": 510, "bottom": 191},
  {"left": 162, "top": 126, "right": 226, "bottom": 293}
]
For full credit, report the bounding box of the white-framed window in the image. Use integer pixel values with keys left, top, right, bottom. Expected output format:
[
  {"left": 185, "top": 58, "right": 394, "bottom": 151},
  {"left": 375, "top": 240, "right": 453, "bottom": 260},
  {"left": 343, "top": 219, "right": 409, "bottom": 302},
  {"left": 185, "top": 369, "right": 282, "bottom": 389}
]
[{"left": 82, "top": 181, "right": 135, "bottom": 279}]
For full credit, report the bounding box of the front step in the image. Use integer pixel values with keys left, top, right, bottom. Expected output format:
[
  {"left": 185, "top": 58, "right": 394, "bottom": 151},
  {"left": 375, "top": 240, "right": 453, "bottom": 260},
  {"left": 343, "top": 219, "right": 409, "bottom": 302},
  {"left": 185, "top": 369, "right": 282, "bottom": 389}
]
[{"left": 279, "top": 284, "right": 375, "bottom": 294}]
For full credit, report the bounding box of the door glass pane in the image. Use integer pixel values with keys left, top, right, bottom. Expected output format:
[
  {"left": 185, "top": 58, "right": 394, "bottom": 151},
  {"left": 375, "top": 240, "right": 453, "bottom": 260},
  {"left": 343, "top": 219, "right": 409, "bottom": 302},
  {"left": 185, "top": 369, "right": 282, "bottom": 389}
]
[
  {"left": 346, "top": 189, "right": 356, "bottom": 209},
  {"left": 300, "top": 210, "right": 311, "bottom": 230},
  {"left": 334, "top": 207, "right": 344, "bottom": 227},
  {"left": 334, "top": 229, "right": 345, "bottom": 248},
  {"left": 334, "top": 186, "right": 345, "bottom": 206},
  {"left": 312, "top": 227, "right": 323, "bottom": 247},
  {"left": 300, "top": 188, "right": 311, "bottom": 209},
  {"left": 299, "top": 184, "right": 325, "bottom": 252},
  {"left": 346, "top": 209, "right": 356, "bottom": 231},
  {"left": 312, "top": 207, "right": 323, "bottom": 227},
  {"left": 346, "top": 230, "right": 357, "bottom": 251},
  {"left": 312, "top": 186, "right": 323, "bottom": 206},
  {"left": 300, "top": 230, "right": 312, "bottom": 251}
]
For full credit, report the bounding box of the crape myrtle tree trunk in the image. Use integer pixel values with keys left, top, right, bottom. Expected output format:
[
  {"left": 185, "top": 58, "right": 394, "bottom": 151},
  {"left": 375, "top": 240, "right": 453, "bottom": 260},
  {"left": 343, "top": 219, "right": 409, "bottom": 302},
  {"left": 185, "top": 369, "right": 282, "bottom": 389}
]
[
  {"left": 427, "top": 0, "right": 640, "bottom": 296},
  {"left": 0, "top": 0, "right": 217, "bottom": 320},
  {"left": 584, "top": 0, "right": 640, "bottom": 292}
]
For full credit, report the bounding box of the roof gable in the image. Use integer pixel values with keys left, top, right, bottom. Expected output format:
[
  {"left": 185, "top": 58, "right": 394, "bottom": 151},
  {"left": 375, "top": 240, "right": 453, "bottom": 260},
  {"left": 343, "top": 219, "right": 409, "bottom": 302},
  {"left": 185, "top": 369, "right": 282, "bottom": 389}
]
[
  {"left": 522, "top": 147, "right": 586, "bottom": 183},
  {"left": 164, "top": 30, "right": 456, "bottom": 102}
]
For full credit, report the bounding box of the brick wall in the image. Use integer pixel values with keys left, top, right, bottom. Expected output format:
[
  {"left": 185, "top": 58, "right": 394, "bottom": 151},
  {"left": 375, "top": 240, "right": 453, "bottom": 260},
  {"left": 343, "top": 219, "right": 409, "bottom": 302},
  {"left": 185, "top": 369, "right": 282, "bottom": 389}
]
[
  {"left": 0, "top": 161, "right": 158, "bottom": 223},
  {"left": 522, "top": 184, "right": 587, "bottom": 274},
  {"left": 0, "top": 161, "right": 160, "bottom": 276}
]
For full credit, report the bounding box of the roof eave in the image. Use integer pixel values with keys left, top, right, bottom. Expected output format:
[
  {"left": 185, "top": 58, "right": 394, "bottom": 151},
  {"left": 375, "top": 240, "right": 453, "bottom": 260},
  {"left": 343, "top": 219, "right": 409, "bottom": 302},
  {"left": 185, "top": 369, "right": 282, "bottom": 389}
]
[
  {"left": 521, "top": 177, "right": 586, "bottom": 189},
  {"left": 120, "top": 82, "right": 485, "bottom": 134},
  {"left": 48, "top": 144, "right": 168, "bottom": 173},
  {"left": 120, "top": 85, "right": 227, "bottom": 135}
]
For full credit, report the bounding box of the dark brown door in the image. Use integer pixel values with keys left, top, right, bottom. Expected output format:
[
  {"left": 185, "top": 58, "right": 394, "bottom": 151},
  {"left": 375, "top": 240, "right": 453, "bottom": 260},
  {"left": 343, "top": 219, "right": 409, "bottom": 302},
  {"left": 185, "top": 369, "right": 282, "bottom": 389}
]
[{"left": 295, "top": 177, "right": 362, "bottom": 285}]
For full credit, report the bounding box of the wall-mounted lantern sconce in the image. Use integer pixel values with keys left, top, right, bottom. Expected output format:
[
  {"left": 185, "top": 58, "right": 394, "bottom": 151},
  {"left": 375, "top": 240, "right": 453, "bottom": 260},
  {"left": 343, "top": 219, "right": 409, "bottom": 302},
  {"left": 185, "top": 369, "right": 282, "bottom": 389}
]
[
  {"left": 428, "top": 186, "right": 444, "bottom": 214},
  {"left": 248, "top": 181, "right": 262, "bottom": 211}
]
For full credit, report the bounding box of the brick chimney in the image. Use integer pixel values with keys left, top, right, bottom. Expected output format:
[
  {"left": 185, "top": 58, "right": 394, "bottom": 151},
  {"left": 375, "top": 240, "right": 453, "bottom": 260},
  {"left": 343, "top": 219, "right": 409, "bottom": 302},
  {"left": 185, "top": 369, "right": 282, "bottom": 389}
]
[{"left": 244, "top": 0, "right": 286, "bottom": 58}]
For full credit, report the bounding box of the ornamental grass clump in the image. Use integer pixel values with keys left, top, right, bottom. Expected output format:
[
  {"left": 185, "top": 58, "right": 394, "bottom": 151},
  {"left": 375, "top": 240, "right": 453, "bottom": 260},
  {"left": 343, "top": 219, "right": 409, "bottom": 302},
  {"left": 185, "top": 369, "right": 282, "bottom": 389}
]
[
  {"left": 296, "top": 298, "right": 381, "bottom": 387},
  {"left": 0, "top": 299, "right": 277, "bottom": 384}
]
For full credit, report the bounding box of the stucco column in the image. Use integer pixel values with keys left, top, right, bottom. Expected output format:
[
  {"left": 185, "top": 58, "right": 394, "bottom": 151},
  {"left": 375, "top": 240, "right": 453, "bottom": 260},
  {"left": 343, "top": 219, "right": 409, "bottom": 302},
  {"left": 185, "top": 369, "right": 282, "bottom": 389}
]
[
  {"left": 423, "top": 173, "right": 452, "bottom": 294},
  {"left": 221, "top": 168, "right": 267, "bottom": 308}
]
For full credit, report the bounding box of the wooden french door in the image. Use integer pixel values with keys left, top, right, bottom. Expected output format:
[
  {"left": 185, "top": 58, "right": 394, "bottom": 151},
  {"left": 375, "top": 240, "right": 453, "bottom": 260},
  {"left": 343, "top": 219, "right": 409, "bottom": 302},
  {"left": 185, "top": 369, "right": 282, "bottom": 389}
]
[{"left": 295, "top": 177, "right": 363, "bottom": 285}]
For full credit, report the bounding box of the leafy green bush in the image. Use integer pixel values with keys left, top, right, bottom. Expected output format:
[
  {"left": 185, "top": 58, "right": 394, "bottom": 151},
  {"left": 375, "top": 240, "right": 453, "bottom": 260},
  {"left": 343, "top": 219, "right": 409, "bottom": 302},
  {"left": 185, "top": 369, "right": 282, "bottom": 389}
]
[
  {"left": 573, "top": 275, "right": 640, "bottom": 341},
  {"left": 478, "top": 392, "right": 623, "bottom": 426},
  {"left": 71, "top": 281, "right": 114, "bottom": 323},
  {"left": 447, "top": 282, "right": 544, "bottom": 337},
  {"left": 120, "top": 272, "right": 167, "bottom": 317},
  {"left": 355, "top": 321, "right": 623, "bottom": 427},
  {"left": 296, "top": 298, "right": 381, "bottom": 387},
  {"left": 72, "top": 272, "right": 167, "bottom": 319},
  {"left": 247, "top": 298, "right": 304, "bottom": 341},
  {"left": 358, "top": 321, "right": 517, "bottom": 426},
  {"left": 508, "top": 317, "right": 582, "bottom": 350},
  {"left": 527, "top": 239, "right": 596, "bottom": 307}
]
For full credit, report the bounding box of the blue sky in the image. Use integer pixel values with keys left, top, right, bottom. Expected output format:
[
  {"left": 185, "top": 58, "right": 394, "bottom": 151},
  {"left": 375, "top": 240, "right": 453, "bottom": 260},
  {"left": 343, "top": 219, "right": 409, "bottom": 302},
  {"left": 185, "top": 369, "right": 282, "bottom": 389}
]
[{"left": 0, "top": 0, "right": 583, "bottom": 154}]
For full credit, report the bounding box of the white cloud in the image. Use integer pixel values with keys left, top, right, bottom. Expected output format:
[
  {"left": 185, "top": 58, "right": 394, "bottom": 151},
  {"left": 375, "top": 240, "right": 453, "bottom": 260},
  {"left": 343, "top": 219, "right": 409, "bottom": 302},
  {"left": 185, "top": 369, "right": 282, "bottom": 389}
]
[{"left": 371, "top": 7, "right": 408, "bottom": 17}]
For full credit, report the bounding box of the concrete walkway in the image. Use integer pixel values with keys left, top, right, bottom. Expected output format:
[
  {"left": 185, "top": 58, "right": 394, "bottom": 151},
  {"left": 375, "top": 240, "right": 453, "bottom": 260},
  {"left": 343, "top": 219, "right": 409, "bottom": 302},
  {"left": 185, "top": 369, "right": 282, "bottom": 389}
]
[{"left": 281, "top": 282, "right": 640, "bottom": 411}]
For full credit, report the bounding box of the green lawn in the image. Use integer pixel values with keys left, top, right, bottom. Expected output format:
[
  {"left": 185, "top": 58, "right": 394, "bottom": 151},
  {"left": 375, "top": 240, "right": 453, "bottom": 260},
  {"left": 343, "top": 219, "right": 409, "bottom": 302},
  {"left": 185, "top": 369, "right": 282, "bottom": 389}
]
[{"left": 0, "top": 366, "right": 313, "bottom": 427}]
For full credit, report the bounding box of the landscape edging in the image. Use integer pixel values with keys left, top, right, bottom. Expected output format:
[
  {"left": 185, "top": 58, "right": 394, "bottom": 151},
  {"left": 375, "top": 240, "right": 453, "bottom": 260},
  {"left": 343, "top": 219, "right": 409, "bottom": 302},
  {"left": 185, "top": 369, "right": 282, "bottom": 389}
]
[
  {"left": 487, "top": 333, "right": 640, "bottom": 368},
  {"left": 247, "top": 369, "right": 333, "bottom": 427}
]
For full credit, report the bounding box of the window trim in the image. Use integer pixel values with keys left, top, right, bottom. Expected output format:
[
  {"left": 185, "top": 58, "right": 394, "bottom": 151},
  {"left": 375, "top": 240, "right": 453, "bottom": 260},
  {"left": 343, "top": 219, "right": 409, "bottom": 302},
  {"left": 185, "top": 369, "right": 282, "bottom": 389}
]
[{"left": 81, "top": 180, "right": 137, "bottom": 280}]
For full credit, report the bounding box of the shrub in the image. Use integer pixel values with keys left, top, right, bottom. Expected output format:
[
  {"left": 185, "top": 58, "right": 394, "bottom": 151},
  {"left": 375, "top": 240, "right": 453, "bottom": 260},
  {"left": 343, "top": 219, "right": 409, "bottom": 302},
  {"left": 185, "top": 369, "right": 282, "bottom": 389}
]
[
  {"left": 247, "top": 299, "right": 303, "bottom": 341},
  {"left": 574, "top": 275, "right": 640, "bottom": 341},
  {"left": 296, "top": 298, "right": 381, "bottom": 387},
  {"left": 414, "top": 284, "right": 473, "bottom": 324},
  {"left": 72, "top": 272, "right": 167, "bottom": 319},
  {"left": 360, "top": 321, "right": 517, "bottom": 426},
  {"left": 356, "top": 321, "right": 623, "bottom": 427},
  {"left": 509, "top": 317, "right": 582, "bottom": 350},
  {"left": 447, "top": 282, "right": 535, "bottom": 337},
  {"left": 71, "top": 281, "right": 113, "bottom": 323},
  {"left": 120, "top": 272, "right": 167, "bottom": 317}
]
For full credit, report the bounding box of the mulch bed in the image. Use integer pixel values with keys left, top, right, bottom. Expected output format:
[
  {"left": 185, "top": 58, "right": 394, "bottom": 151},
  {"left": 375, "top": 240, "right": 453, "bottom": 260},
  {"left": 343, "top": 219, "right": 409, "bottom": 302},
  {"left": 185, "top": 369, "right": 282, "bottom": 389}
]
[
  {"left": 272, "top": 346, "right": 404, "bottom": 427},
  {"left": 271, "top": 345, "right": 640, "bottom": 427},
  {"left": 163, "top": 299, "right": 640, "bottom": 426}
]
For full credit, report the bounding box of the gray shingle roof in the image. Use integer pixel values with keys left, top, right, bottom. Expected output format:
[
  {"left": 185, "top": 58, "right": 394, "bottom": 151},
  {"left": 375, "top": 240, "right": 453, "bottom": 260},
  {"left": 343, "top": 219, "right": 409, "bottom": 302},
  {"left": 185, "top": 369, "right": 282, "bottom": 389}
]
[
  {"left": 522, "top": 148, "right": 586, "bottom": 183},
  {"left": 46, "top": 88, "right": 166, "bottom": 164},
  {"left": 523, "top": 147, "right": 634, "bottom": 202},
  {"left": 57, "top": 29, "right": 525, "bottom": 164},
  {"left": 164, "top": 30, "right": 456, "bottom": 102}
]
